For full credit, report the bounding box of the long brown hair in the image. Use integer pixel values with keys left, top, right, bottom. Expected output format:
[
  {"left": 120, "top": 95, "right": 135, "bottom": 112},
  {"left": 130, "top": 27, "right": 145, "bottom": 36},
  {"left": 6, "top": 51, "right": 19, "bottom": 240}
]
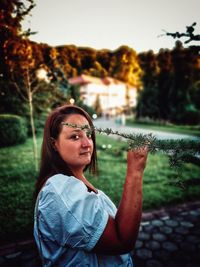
[{"left": 35, "top": 104, "right": 98, "bottom": 197}]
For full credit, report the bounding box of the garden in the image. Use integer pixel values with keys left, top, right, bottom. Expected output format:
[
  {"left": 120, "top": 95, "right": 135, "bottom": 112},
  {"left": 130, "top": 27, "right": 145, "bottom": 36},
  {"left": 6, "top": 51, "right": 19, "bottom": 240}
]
[
  {"left": 1, "top": 128, "right": 200, "bottom": 245},
  {"left": 1, "top": 1, "right": 200, "bottom": 249}
]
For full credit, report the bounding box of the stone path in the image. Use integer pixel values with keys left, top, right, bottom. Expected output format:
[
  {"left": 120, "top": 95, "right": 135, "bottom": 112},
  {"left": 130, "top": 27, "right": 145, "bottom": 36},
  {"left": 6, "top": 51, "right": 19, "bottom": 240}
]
[
  {"left": 133, "top": 201, "right": 200, "bottom": 267},
  {"left": 0, "top": 201, "right": 199, "bottom": 267}
]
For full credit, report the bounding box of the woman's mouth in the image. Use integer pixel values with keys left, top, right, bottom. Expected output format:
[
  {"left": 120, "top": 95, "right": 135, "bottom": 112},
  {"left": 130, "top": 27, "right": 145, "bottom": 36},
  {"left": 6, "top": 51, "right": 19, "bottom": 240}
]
[{"left": 80, "top": 151, "right": 91, "bottom": 156}]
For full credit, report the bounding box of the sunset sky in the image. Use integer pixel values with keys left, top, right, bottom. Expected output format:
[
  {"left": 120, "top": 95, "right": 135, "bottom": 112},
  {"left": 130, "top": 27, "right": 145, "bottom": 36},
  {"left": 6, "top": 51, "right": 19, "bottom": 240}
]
[{"left": 22, "top": 0, "right": 200, "bottom": 53}]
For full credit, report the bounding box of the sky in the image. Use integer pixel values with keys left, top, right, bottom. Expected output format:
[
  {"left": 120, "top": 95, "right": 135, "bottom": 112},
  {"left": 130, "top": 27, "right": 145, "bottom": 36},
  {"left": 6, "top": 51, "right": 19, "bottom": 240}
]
[{"left": 22, "top": 0, "right": 200, "bottom": 53}]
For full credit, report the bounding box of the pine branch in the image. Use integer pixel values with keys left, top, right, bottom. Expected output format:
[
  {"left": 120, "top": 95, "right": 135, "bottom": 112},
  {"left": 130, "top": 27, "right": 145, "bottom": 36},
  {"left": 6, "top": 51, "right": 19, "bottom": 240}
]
[{"left": 61, "top": 122, "right": 200, "bottom": 169}]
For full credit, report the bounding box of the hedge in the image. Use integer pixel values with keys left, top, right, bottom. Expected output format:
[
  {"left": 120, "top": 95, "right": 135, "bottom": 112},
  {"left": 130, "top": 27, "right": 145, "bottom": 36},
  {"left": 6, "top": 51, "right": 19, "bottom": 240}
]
[{"left": 0, "top": 114, "right": 28, "bottom": 147}]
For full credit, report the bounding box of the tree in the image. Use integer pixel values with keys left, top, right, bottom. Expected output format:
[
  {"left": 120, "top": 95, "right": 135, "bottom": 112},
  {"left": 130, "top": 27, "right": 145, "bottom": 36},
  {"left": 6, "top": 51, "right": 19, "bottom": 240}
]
[
  {"left": 0, "top": 0, "right": 35, "bottom": 78},
  {"left": 0, "top": 1, "right": 44, "bottom": 169},
  {"left": 159, "top": 22, "right": 200, "bottom": 44},
  {"left": 159, "top": 23, "right": 200, "bottom": 124},
  {"left": 109, "top": 46, "right": 142, "bottom": 87},
  {"left": 169, "top": 42, "right": 200, "bottom": 124},
  {"left": 136, "top": 43, "right": 200, "bottom": 125},
  {"left": 136, "top": 50, "right": 160, "bottom": 119},
  {"left": 157, "top": 49, "right": 173, "bottom": 120},
  {"left": 96, "top": 49, "right": 112, "bottom": 73}
]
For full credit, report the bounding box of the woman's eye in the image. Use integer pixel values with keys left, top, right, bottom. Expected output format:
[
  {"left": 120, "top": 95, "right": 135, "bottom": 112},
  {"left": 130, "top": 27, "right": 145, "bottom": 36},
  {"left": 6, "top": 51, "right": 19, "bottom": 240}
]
[
  {"left": 86, "top": 130, "right": 92, "bottom": 138},
  {"left": 71, "top": 134, "right": 79, "bottom": 140},
  {"left": 86, "top": 133, "right": 92, "bottom": 139}
]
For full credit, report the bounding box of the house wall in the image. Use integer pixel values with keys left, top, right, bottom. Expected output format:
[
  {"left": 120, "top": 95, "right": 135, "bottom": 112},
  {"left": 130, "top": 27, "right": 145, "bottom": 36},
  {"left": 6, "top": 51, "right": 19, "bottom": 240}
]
[
  {"left": 68, "top": 75, "right": 137, "bottom": 116},
  {"left": 80, "top": 83, "right": 136, "bottom": 115}
]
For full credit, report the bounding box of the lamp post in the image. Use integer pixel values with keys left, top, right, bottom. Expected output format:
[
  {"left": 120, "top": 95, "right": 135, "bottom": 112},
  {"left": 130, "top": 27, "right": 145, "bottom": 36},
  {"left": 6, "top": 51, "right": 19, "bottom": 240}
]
[{"left": 69, "top": 98, "right": 75, "bottom": 105}]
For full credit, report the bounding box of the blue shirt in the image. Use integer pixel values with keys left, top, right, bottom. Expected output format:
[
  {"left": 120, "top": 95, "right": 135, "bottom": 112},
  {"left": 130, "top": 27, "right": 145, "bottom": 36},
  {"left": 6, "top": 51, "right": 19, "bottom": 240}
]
[{"left": 34, "top": 174, "right": 134, "bottom": 266}]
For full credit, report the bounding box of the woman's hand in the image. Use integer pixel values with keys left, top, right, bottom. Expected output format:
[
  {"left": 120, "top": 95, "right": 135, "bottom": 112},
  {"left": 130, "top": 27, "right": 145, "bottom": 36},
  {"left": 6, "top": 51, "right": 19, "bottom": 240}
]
[{"left": 127, "top": 147, "right": 148, "bottom": 175}]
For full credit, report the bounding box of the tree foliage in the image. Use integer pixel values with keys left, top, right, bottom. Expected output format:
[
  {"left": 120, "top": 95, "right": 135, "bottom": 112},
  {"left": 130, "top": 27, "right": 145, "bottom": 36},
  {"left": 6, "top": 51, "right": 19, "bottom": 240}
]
[
  {"left": 160, "top": 22, "right": 200, "bottom": 44},
  {"left": 0, "top": 0, "right": 35, "bottom": 77},
  {"left": 1, "top": 2, "right": 199, "bottom": 128},
  {"left": 136, "top": 42, "right": 200, "bottom": 125}
]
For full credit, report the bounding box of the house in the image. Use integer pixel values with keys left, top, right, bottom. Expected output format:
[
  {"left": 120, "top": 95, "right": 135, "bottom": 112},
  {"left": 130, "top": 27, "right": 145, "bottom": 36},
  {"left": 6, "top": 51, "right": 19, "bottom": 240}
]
[{"left": 68, "top": 74, "right": 137, "bottom": 116}]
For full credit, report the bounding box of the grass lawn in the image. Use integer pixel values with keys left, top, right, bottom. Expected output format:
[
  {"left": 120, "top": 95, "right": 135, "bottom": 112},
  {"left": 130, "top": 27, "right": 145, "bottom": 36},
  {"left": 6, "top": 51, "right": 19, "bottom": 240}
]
[
  {"left": 91, "top": 134, "right": 200, "bottom": 209},
  {"left": 126, "top": 119, "right": 200, "bottom": 137},
  {"left": 0, "top": 133, "right": 200, "bottom": 244}
]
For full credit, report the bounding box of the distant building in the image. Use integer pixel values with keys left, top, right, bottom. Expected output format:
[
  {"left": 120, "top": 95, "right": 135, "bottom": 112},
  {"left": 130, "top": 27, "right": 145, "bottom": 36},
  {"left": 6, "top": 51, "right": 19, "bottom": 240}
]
[{"left": 68, "top": 74, "right": 137, "bottom": 116}]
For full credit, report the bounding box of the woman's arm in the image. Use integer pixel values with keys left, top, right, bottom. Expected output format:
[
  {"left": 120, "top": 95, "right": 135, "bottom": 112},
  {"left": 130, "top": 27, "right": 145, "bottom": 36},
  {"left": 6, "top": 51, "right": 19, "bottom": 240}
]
[{"left": 93, "top": 147, "right": 148, "bottom": 255}]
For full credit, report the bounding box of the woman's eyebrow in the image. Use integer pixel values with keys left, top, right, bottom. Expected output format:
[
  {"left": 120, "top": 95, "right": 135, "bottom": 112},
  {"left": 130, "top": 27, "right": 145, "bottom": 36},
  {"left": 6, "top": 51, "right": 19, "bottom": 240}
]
[
  {"left": 61, "top": 122, "right": 91, "bottom": 130},
  {"left": 70, "top": 129, "right": 82, "bottom": 133}
]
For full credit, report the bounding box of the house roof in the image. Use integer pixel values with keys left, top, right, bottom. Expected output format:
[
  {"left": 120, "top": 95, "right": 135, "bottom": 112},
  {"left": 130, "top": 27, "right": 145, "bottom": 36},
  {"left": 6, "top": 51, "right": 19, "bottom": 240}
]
[{"left": 68, "top": 74, "right": 124, "bottom": 86}]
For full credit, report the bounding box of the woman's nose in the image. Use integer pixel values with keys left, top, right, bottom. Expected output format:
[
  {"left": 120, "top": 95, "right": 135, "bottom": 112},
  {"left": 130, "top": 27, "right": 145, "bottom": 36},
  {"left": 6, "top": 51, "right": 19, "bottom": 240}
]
[{"left": 81, "top": 135, "right": 91, "bottom": 147}]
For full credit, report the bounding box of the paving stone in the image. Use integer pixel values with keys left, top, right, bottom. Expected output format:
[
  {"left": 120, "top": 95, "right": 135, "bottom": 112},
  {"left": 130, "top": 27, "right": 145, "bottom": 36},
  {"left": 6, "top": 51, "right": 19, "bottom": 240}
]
[
  {"left": 186, "top": 263, "right": 200, "bottom": 267},
  {"left": 132, "top": 258, "right": 145, "bottom": 267},
  {"left": 186, "top": 234, "right": 200, "bottom": 244},
  {"left": 193, "top": 253, "right": 200, "bottom": 262},
  {"left": 172, "top": 216, "right": 184, "bottom": 222},
  {"left": 180, "top": 242, "right": 196, "bottom": 252},
  {"left": 173, "top": 250, "right": 191, "bottom": 261},
  {"left": 143, "top": 224, "right": 156, "bottom": 232},
  {"left": 160, "top": 216, "right": 170, "bottom": 221},
  {"left": 5, "top": 251, "right": 21, "bottom": 259},
  {"left": 189, "top": 210, "right": 200, "bottom": 216},
  {"left": 165, "top": 261, "right": 180, "bottom": 267},
  {"left": 151, "top": 219, "right": 164, "bottom": 227},
  {"left": 165, "top": 219, "right": 179, "bottom": 227},
  {"left": 141, "top": 221, "right": 150, "bottom": 226},
  {"left": 193, "top": 226, "right": 200, "bottom": 235},
  {"left": 175, "top": 226, "right": 189, "bottom": 235},
  {"left": 159, "top": 225, "right": 173, "bottom": 234},
  {"left": 20, "top": 250, "right": 37, "bottom": 260},
  {"left": 152, "top": 233, "right": 167, "bottom": 242},
  {"left": 162, "top": 241, "right": 178, "bottom": 252},
  {"left": 142, "top": 213, "right": 155, "bottom": 221},
  {"left": 138, "top": 232, "right": 150, "bottom": 241},
  {"left": 135, "top": 240, "right": 143, "bottom": 249},
  {"left": 170, "top": 233, "right": 183, "bottom": 243},
  {"left": 180, "top": 211, "right": 190, "bottom": 216},
  {"left": 154, "top": 250, "right": 171, "bottom": 261},
  {"left": 136, "top": 248, "right": 152, "bottom": 259},
  {"left": 145, "top": 240, "right": 160, "bottom": 250},
  {"left": 0, "top": 257, "right": 5, "bottom": 265},
  {"left": 21, "top": 258, "right": 39, "bottom": 267},
  {"left": 188, "top": 216, "right": 199, "bottom": 223},
  {"left": 139, "top": 225, "right": 143, "bottom": 232},
  {"left": 146, "top": 259, "right": 164, "bottom": 267},
  {"left": 180, "top": 221, "right": 194, "bottom": 228},
  {"left": 195, "top": 208, "right": 200, "bottom": 214}
]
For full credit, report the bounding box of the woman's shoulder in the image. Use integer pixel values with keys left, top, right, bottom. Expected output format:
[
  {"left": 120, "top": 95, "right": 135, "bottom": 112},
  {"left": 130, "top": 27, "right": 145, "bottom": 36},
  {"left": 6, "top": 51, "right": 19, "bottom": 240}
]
[
  {"left": 48, "top": 173, "right": 74, "bottom": 185},
  {"left": 38, "top": 174, "right": 99, "bottom": 212},
  {"left": 40, "top": 174, "right": 87, "bottom": 201},
  {"left": 44, "top": 174, "right": 82, "bottom": 191}
]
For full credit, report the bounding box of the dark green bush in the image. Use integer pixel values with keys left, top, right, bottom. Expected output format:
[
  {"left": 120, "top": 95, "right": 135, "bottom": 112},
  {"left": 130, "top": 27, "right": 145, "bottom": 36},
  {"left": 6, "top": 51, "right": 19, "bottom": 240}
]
[
  {"left": 0, "top": 114, "right": 28, "bottom": 147},
  {"left": 0, "top": 168, "right": 37, "bottom": 244}
]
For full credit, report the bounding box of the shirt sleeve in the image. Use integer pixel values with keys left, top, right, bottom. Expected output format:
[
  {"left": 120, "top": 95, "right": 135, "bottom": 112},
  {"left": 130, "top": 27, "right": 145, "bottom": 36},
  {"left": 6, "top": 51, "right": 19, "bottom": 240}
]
[{"left": 38, "top": 174, "right": 109, "bottom": 251}]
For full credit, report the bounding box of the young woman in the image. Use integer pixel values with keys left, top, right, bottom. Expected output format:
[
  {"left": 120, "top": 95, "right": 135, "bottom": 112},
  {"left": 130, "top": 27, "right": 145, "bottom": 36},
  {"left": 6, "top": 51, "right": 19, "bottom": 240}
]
[{"left": 34, "top": 104, "right": 148, "bottom": 266}]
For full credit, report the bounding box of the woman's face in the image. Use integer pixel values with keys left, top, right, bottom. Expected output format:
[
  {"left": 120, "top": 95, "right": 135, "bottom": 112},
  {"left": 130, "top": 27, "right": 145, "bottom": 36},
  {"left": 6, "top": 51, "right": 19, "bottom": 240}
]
[{"left": 54, "top": 114, "right": 94, "bottom": 175}]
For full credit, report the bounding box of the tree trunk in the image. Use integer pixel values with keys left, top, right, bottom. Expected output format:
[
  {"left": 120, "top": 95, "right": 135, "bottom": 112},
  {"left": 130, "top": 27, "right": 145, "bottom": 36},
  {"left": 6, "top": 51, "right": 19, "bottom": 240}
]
[{"left": 26, "top": 70, "right": 38, "bottom": 171}]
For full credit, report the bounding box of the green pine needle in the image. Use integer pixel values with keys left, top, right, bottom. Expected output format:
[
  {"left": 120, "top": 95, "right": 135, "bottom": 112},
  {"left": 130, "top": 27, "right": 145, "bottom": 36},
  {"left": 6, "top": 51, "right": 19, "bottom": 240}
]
[{"left": 61, "top": 122, "right": 200, "bottom": 171}]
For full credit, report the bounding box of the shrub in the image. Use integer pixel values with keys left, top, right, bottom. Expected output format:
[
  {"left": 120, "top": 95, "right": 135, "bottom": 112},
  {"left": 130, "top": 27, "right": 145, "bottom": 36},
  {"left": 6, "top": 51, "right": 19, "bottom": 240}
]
[
  {"left": 0, "top": 168, "right": 37, "bottom": 244},
  {"left": 0, "top": 114, "right": 28, "bottom": 147}
]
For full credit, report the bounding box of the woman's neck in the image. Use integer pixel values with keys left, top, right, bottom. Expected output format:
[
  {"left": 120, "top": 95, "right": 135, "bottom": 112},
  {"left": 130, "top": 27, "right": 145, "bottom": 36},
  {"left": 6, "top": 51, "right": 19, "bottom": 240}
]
[{"left": 74, "top": 172, "right": 98, "bottom": 194}]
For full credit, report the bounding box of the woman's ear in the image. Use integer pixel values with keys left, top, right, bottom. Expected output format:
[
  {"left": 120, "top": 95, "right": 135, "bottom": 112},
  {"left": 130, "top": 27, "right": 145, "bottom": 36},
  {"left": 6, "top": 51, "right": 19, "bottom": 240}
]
[{"left": 50, "top": 137, "right": 57, "bottom": 151}]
